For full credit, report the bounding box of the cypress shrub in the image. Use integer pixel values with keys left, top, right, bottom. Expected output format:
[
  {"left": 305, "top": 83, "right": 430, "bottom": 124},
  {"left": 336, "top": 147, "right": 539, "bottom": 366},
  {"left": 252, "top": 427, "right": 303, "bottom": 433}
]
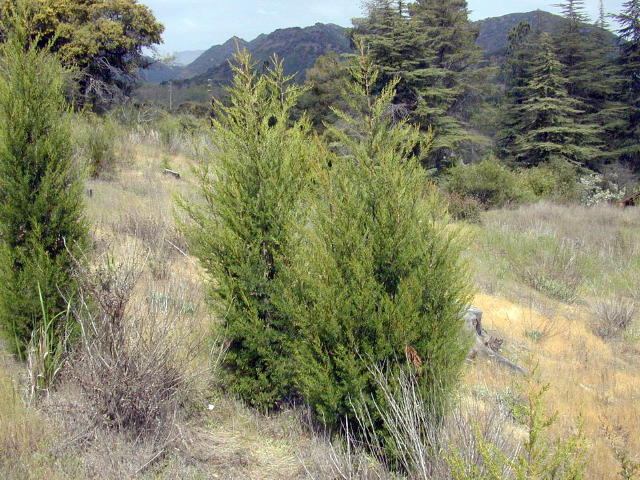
[
  {"left": 288, "top": 53, "right": 473, "bottom": 450},
  {"left": 179, "top": 51, "right": 315, "bottom": 409},
  {"left": 0, "top": 12, "right": 87, "bottom": 358}
]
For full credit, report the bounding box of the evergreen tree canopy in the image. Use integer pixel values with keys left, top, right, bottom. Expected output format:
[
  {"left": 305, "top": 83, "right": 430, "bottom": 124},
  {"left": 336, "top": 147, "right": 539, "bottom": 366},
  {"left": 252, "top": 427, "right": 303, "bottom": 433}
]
[
  {"left": 614, "top": 0, "right": 640, "bottom": 169},
  {"left": 553, "top": 0, "right": 623, "bottom": 168},
  {"left": 354, "top": 0, "right": 491, "bottom": 168},
  {"left": 0, "top": 10, "right": 87, "bottom": 358},
  {"left": 298, "top": 51, "right": 352, "bottom": 130},
  {"left": 497, "top": 21, "right": 538, "bottom": 157},
  {"left": 511, "top": 33, "right": 600, "bottom": 166}
]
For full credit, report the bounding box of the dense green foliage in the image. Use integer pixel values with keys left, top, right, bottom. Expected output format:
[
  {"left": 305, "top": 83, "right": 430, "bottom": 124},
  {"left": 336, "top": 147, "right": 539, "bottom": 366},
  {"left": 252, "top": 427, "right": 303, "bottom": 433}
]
[
  {"left": 506, "top": 33, "right": 600, "bottom": 167},
  {"left": 444, "top": 157, "right": 532, "bottom": 209},
  {"left": 297, "top": 51, "right": 352, "bottom": 130},
  {"left": 299, "top": 2, "right": 638, "bottom": 182},
  {"left": 179, "top": 52, "right": 315, "bottom": 409},
  {"left": 0, "top": 0, "right": 164, "bottom": 110},
  {"left": 288, "top": 54, "right": 472, "bottom": 447},
  {"left": 614, "top": 0, "right": 640, "bottom": 171},
  {"left": 0, "top": 15, "right": 87, "bottom": 358},
  {"left": 354, "top": 0, "right": 491, "bottom": 168}
]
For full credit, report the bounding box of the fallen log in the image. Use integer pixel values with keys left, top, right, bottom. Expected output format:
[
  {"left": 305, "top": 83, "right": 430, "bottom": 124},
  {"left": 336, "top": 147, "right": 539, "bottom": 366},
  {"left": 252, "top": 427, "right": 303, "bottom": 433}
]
[{"left": 163, "top": 168, "right": 181, "bottom": 179}]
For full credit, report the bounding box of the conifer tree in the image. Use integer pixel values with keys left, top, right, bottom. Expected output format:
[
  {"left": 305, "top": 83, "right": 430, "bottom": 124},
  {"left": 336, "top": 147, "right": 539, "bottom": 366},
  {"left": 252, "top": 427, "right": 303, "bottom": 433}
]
[
  {"left": 289, "top": 50, "right": 472, "bottom": 448},
  {"left": 408, "top": 0, "right": 490, "bottom": 168},
  {"left": 587, "top": 5, "right": 627, "bottom": 163},
  {"left": 511, "top": 33, "right": 600, "bottom": 166},
  {"left": 179, "top": 51, "right": 315, "bottom": 409},
  {"left": 0, "top": 10, "right": 87, "bottom": 358},
  {"left": 497, "top": 21, "right": 538, "bottom": 158},
  {"left": 553, "top": 0, "right": 620, "bottom": 167},
  {"left": 614, "top": 0, "right": 640, "bottom": 170},
  {"left": 355, "top": 0, "right": 490, "bottom": 168},
  {"left": 355, "top": 1, "right": 418, "bottom": 103}
]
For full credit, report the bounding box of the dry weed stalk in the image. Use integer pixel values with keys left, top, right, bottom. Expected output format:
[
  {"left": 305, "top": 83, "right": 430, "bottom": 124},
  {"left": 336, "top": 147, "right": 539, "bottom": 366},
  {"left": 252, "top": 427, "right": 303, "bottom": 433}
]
[
  {"left": 70, "top": 248, "right": 206, "bottom": 439},
  {"left": 591, "top": 297, "right": 637, "bottom": 340},
  {"left": 302, "top": 363, "right": 517, "bottom": 480},
  {"left": 354, "top": 365, "right": 516, "bottom": 479}
]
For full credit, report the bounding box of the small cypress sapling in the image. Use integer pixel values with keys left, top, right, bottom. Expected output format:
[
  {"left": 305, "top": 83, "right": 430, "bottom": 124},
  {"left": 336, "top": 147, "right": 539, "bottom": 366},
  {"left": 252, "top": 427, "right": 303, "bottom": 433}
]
[
  {"left": 288, "top": 48, "right": 473, "bottom": 452},
  {"left": 179, "top": 50, "right": 316, "bottom": 409},
  {"left": 449, "top": 379, "right": 587, "bottom": 480},
  {"left": 0, "top": 9, "right": 87, "bottom": 358}
]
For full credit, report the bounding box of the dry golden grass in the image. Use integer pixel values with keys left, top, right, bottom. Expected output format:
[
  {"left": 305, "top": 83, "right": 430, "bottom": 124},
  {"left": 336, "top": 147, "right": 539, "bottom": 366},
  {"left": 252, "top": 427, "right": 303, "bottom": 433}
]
[{"left": 467, "top": 293, "right": 640, "bottom": 479}]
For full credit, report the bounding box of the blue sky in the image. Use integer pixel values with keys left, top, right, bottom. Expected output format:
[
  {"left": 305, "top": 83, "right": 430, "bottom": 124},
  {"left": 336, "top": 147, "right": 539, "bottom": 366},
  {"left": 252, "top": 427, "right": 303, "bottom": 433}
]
[{"left": 143, "top": 0, "right": 625, "bottom": 53}]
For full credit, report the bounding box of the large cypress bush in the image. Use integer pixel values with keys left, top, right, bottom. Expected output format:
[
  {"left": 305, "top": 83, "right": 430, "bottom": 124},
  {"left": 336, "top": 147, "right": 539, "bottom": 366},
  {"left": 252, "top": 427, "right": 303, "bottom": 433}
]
[
  {"left": 0, "top": 11, "right": 87, "bottom": 358},
  {"left": 288, "top": 52, "right": 473, "bottom": 448},
  {"left": 179, "top": 51, "right": 315, "bottom": 409}
]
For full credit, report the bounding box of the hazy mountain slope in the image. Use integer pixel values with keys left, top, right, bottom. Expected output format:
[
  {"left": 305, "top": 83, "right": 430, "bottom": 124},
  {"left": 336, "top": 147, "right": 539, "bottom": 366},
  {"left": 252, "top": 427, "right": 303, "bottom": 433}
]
[
  {"left": 177, "top": 37, "right": 249, "bottom": 80},
  {"left": 173, "top": 50, "right": 206, "bottom": 66},
  {"left": 475, "top": 9, "right": 618, "bottom": 57},
  {"left": 138, "top": 60, "right": 183, "bottom": 83}
]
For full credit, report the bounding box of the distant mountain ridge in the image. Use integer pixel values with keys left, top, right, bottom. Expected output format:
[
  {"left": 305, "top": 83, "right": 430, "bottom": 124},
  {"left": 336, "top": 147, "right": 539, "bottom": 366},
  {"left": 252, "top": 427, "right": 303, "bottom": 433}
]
[
  {"left": 177, "top": 37, "right": 249, "bottom": 80},
  {"left": 140, "top": 11, "right": 618, "bottom": 86},
  {"left": 475, "top": 10, "right": 617, "bottom": 57},
  {"left": 178, "top": 23, "right": 351, "bottom": 85}
]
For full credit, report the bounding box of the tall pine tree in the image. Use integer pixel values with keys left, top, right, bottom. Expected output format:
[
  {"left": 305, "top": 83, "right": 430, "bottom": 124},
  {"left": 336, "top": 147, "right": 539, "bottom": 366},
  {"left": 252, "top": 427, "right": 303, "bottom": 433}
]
[
  {"left": 355, "top": 0, "right": 490, "bottom": 168},
  {"left": 511, "top": 33, "right": 600, "bottom": 167},
  {"left": 409, "top": 0, "right": 490, "bottom": 167},
  {"left": 553, "top": 0, "right": 618, "bottom": 167},
  {"left": 614, "top": 0, "right": 640, "bottom": 170},
  {"left": 497, "top": 21, "right": 538, "bottom": 158}
]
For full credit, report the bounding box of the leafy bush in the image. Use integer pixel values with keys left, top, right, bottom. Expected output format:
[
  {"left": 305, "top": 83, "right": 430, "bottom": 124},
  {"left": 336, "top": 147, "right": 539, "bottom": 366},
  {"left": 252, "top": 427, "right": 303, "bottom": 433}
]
[
  {"left": 289, "top": 54, "right": 472, "bottom": 455},
  {"left": 153, "top": 113, "right": 207, "bottom": 153},
  {"left": 519, "top": 159, "right": 580, "bottom": 201},
  {"left": 0, "top": 15, "right": 87, "bottom": 358},
  {"left": 179, "top": 52, "right": 315, "bottom": 409},
  {"left": 444, "top": 158, "right": 533, "bottom": 209},
  {"left": 446, "top": 192, "right": 483, "bottom": 222},
  {"left": 73, "top": 113, "right": 123, "bottom": 178},
  {"left": 579, "top": 171, "right": 625, "bottom": 206}
]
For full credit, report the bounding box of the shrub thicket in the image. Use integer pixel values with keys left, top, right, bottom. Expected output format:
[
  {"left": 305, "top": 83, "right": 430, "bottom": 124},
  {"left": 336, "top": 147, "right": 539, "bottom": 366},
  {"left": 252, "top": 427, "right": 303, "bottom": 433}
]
[
  {"left": 179, "top": 51, "right": 315, "bottom": 408},
  {"left": 73, "top": 113, "right": 123, "bottom": 178},
  {"left": 0, "top": 12, "right": 87, "bottom": 358},
  {"left": 288, "top": 53, "right": 472, "bottom": 452},
  {"left": 444, "top": 157, "right": 533, "bottom": 210},
  {"left": 71, "top": 252, "right": 202, "bottom": 436}
]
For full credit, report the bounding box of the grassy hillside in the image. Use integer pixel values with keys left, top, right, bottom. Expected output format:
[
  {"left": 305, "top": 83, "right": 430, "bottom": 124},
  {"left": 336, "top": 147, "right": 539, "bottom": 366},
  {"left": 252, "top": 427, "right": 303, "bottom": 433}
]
[{"left": 1, "top": 125, "right": 637, "bottom": 479}]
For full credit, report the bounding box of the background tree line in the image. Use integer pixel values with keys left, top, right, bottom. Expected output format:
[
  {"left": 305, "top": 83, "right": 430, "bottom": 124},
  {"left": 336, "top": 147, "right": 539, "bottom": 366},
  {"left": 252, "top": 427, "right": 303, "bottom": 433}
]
[{"left": 305, "top": 0, "right": 640, "bottom": 180}]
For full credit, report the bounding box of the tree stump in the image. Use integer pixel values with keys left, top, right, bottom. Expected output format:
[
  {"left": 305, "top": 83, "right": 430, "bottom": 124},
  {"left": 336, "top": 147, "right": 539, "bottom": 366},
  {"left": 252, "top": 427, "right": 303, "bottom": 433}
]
[{"left": 464, "top": 306, "right": 526, "bottom": 375}]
